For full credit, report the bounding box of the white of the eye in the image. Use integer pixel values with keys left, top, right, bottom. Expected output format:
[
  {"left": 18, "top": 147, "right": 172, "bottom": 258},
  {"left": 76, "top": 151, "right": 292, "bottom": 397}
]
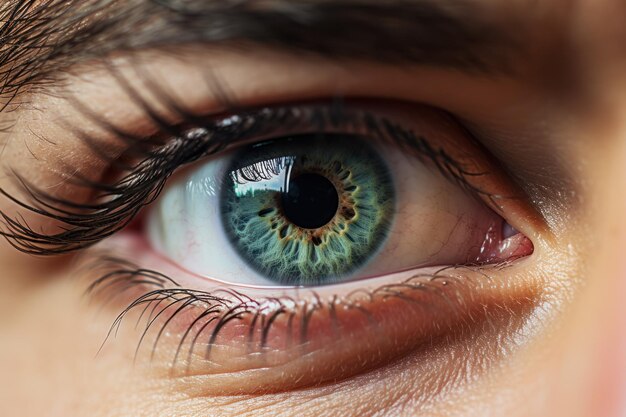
[{"left": 147, "top": 155, "right": 277, "bottom": 286}]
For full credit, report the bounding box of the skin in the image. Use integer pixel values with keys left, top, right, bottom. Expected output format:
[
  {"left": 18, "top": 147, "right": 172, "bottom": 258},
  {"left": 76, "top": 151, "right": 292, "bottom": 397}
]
[{"left": 1, "top": 0, "right": 626, "bottom": 416}]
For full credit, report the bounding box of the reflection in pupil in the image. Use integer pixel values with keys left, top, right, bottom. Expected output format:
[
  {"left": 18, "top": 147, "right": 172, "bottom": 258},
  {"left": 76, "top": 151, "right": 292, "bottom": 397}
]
[{"left": 281, "top": 173, "right": 339, "bottom": 229}]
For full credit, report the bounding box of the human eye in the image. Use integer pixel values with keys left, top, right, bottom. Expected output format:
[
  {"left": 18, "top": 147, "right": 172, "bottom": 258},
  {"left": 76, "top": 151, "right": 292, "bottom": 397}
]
[
  {"left": 146, "top": 103, "right": 530, "bottom": 287},
  {"left": 0, "top": 50, "right": 542, "bottom": 396}
]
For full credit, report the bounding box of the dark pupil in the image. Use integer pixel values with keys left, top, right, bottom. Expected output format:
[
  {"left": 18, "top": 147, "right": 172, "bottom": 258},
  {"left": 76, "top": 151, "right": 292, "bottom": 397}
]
[{"left": 281, "top": 173, "right": 339, "bottom": 229}]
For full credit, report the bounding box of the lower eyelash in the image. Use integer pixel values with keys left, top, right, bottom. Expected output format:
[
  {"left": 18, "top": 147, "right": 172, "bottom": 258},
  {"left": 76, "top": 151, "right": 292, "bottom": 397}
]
[{"left": 82, "top": 251, "right": 516, "bottom": 374}]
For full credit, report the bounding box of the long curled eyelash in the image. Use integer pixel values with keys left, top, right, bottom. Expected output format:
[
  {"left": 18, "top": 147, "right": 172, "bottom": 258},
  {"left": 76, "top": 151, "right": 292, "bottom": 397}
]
[
  {"left": 84, "top": 253, "right": 509, "bottom": 372},
  {"left": 0, "top": 92, "right": 490, "bottom": 255}
]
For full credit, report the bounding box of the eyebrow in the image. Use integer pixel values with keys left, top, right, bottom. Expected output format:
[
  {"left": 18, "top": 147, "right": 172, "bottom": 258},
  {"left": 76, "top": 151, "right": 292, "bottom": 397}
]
[{"left": 0, "top": 0, "right": 522, "bottom": 104}]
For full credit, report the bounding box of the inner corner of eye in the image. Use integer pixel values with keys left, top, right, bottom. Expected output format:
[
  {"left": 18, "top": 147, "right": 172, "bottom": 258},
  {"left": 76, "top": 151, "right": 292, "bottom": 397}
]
[{"left": 138, "top": 131, "right": 533, "bottom": 289}]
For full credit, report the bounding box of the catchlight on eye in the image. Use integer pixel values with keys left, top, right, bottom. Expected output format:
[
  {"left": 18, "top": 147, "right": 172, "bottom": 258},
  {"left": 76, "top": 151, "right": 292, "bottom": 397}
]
[{"left": 220, "top": 134, "right": 394, "bottom": 285}]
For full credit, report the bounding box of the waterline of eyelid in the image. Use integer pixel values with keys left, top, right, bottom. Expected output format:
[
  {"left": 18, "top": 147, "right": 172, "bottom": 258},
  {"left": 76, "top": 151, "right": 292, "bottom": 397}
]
[{"left": 89, "top": 226, "right": 533, "bottom": 296}]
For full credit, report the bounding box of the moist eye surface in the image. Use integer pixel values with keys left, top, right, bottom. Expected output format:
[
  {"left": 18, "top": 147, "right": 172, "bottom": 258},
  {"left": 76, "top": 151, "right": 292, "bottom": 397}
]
[{"left": 220, "top": 134, "right": 395, "bottom": 285}]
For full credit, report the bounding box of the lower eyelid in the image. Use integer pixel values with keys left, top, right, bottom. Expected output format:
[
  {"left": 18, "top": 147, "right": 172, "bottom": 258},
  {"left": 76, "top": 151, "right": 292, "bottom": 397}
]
[{"left": 83, "top": 240, "right": 539, "bottom": 394}]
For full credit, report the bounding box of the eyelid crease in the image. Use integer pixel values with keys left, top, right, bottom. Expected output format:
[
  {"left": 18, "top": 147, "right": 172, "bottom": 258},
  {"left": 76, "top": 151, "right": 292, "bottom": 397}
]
[{"left": 0, "top": 100, "right": 493, "bottom": 256}]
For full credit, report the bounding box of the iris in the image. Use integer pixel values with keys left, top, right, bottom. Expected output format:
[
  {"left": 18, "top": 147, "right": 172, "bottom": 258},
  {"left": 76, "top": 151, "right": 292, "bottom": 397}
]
[{"left": 220, "top": 134, "right": 395, "bottom": 285}]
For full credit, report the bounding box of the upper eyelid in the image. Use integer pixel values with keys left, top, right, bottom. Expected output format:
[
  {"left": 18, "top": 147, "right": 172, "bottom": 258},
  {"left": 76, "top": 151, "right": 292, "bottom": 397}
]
[
  {"left": 0, "top": 55, "right": 546, "bottom": 255},
  {"left": 0, "top": 97, "right": 499, "bottom": 255}
]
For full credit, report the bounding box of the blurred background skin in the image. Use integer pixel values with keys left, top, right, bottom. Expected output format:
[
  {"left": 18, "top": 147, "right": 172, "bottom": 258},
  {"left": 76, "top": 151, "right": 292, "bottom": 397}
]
[{"left": 1, "top": 0, "right": 626, "bottom": 416}]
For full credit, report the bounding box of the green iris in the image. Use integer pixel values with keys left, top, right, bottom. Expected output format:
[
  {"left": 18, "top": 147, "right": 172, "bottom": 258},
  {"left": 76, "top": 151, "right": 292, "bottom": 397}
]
[{"left": 220, "top": 134, "right": 395, "bottom": 285}]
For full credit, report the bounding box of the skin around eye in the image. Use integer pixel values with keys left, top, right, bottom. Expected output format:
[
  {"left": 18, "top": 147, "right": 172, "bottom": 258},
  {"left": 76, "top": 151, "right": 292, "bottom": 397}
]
[
  {"left": 0, "top": 45, "right": 541, "bottom": 395},
  {"left": 0, "top": 81, "right": 539, "bottom": 396},
  {"left": 77, "top": 101, "right": 536, "bottom": 394},
  {"left": 1, "top": 5, "right": 618, "bottom": 409},
  {"left": 0, "top": 35, "right": 559, "bottom": 406}
]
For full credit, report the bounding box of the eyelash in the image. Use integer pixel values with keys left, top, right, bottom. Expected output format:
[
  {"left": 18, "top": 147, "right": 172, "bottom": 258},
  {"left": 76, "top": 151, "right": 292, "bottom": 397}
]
[
  {"left": 0, "top": 78, "right": 514, "bottom": 374},
  {"left": 0, "top": 98, "right": 490, "bottom": 255},
  {"left": 85, "top": 251, "right": 509, "bottom": 372}
]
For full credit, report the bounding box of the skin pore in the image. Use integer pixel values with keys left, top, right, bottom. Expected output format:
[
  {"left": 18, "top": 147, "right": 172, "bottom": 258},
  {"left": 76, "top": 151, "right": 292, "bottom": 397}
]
[{"left": 1, "top": 0, "right": 626, "bottom": 416}]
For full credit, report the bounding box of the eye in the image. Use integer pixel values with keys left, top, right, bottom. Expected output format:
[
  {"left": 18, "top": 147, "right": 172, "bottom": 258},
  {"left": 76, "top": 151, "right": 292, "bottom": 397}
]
[
  {"left": 82, "top": 100, "right": 537, "bottom": 393},
  {"left": 2, "top": 85, "right": 538, "bottom": 393},
  {"left": 147, "top": 116, "right": 518, "bottom": 287}
]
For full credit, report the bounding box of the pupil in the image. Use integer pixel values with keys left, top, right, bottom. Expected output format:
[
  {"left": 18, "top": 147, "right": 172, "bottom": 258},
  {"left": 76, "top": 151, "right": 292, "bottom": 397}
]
[{"left": 281, "top": 173, "right": 339, "bottom": 229}]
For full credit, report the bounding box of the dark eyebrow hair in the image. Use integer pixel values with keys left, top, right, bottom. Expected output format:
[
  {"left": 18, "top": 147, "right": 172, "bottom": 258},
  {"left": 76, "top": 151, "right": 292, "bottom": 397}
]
[{"left": 0, "top": 0, "right": 522, "bottom": 106}]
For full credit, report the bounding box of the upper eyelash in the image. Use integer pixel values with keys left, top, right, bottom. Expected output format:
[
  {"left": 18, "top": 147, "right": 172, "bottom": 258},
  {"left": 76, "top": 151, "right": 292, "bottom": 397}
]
[{"left": 0, "top": 99, "right": 490, "bottom": 255}]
